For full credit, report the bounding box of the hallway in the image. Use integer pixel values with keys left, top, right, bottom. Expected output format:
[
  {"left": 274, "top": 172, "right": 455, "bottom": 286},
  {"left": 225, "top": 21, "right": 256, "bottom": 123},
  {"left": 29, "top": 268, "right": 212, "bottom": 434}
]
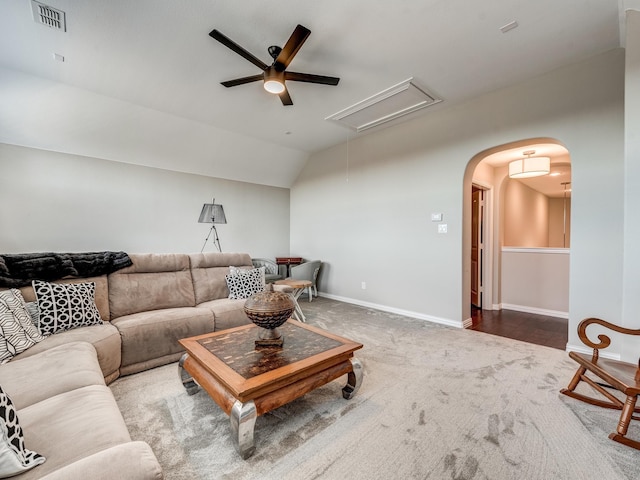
[{"left": 470, "top": 308, "right": 568, "bottom": 350}]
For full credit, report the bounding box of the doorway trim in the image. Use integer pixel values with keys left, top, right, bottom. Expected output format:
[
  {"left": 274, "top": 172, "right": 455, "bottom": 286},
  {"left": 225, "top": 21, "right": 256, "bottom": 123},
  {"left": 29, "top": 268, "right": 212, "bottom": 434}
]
[{"left": 472, "top": 181, "right": 494, "bottom": 311}]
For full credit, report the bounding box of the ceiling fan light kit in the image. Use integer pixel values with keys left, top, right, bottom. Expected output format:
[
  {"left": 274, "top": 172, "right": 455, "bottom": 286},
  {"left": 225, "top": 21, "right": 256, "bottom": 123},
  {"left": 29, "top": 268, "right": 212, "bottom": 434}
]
[
  {"left": 509, "top": 150, "right": 551, "bottom": 178},
  {"left": 263, "top": 69, "right": 285, "bottom": 94},
  {"left": 209, "top": 24, "right": 340, "bottom": 106},
  {"left": 264, "top": 80, "right": 285, "bottom": 94}
]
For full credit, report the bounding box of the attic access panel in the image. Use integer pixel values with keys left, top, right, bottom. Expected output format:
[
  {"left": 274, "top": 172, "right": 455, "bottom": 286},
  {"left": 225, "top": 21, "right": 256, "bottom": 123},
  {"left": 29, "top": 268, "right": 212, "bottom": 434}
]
[{"left": 326, "top": 78, "right": 441, "bottom": 133}]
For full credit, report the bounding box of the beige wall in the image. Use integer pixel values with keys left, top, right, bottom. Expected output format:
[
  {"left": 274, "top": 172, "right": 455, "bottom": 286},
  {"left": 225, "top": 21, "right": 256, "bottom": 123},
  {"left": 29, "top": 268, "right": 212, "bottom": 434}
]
[
  {"left": 501, "top": 249, "right": 569, "bottom": 314},
  {"left": 471, "top": 161, "right": 494, "bottom": 187},
  {"left": 502, "top": 179, "right": 571, "bottom": 248},
  {"left": 0, "top": 143, "right": 291, "bottom": 257},
  {"left": 503, "top": 179, "right": 549, "bottom": 247},
  {"left": 291, "top": 48, "right": 625, "bottom": 338},
  {"left": 622, "top": 10, "right": 640, "bottom": 361},
  {"left": 548, "top": 197, "right": 571, "bottom": 248}
]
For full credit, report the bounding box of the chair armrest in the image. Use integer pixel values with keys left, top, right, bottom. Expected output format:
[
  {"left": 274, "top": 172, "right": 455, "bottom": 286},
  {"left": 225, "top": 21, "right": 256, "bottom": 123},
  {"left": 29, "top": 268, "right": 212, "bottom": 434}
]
[
  {"left": 252, "top": 258, "right": 278, "bottom": 275},
  {"left": 578, "top": 317, "right": 640, "bottom": 353},
  {"left": 289, "top": 261, "right": 321, "bottom": 282}
]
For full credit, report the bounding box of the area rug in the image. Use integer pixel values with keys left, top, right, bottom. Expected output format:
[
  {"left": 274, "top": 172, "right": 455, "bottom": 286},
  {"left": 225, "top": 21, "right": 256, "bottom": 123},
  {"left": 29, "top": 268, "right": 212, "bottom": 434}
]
[{"left": 110, "top": 298, "right": 640, "bottom": 479}]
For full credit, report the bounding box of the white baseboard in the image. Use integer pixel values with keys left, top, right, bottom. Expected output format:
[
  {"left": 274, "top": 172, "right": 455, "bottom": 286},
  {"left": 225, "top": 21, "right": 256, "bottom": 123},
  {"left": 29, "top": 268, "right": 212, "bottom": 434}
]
[
  {"left": 500, "top": 303, "right": 568, "bottom": 319},
  {"left": 318, "top": 292, "right": 465, "bottom": 328},
  {"left": 565, "top": 343, "right": 621, "bottom": 361}
]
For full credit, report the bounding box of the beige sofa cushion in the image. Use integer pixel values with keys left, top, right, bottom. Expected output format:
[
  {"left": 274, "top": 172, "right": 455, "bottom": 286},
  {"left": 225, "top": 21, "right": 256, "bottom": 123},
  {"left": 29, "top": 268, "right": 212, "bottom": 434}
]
[
  {"left": 108, "top": 254, "right": 195, "bottom": 318},
  {"left": 196, "top": 298, "right": 252, "bottom": 331},
  {"left": 188, "top": 252, "right": 253, "bottom": 304},
  {"left": 0, "top": 342, "right": 104, "bottom": 410},
  {"left": 10, "top": 324, "right": 121, "bottom": 383},
  {"left": 16, "top": 275, "right": 110, "bottom": 321},
  {"left": 38, "top": 442, "right": 162, "bottom": 480},
  {"left": 18, "top": 385, "right": 132, "bottom": 480},
  {"left": 111, "top": 306, "right": 214, "bottom": 376}
]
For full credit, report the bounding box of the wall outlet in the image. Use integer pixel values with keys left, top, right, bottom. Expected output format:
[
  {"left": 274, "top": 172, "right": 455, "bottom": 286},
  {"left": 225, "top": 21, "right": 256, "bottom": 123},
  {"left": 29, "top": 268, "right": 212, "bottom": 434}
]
[
  {"left": 361, "top": 282, "right": 366, "bottom": 290},
  {"left": 438, "top": 224, "right": 448, "bottom": 234}
]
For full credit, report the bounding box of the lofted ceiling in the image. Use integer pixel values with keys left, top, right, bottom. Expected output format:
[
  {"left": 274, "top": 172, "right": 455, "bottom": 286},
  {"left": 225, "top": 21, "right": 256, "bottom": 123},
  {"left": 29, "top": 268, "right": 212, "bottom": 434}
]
[{"left": 0, "top": 0, "right": 623, "bottom": 188}]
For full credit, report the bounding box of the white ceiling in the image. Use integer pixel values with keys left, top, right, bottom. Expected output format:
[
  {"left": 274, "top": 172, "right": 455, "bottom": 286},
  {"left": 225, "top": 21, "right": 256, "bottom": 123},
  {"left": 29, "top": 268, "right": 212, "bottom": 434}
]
[{"left": 0, "top": 0, "right": 623, "bottom": 188}]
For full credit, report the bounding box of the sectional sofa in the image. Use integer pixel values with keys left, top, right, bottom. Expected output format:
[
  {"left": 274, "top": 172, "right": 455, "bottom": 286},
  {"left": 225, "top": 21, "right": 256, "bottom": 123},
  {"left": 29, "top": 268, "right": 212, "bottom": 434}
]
[{"left": 0, "top": 252, "right": 258, "bottom": 479}]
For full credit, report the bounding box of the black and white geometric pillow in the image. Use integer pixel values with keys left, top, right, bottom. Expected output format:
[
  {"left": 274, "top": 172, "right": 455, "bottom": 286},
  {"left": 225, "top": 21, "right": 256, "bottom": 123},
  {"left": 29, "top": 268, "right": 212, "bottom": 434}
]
[
  {"left": 32, "top": 280, "right": 103, "bottom": 336},
  {"left": 228, "top": 265, "right": 250, "bottom": 276},
  {"left": 0, "top": 291, "right": 45, "bottom": 364},
  {"left": 0, "top": 384, "right": 45, "bottom": 477},
  {"left": 24, "top": 302, "right": 39, "bottom": 329},
  {"left": 225, "top": 268, "right": 265, "bottom": 300},
  {"left": 1, "top": 290, "right": 45, "bottom": 344},
  {"left": 229, "top": 266, "right": 265, "bottom": 286}
]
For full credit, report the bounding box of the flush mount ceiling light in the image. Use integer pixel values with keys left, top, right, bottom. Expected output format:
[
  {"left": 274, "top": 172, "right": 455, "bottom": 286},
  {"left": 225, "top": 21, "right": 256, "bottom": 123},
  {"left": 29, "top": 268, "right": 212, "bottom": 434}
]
[{"left": 508, "top": 150, "right": 551, "bottom": 178}]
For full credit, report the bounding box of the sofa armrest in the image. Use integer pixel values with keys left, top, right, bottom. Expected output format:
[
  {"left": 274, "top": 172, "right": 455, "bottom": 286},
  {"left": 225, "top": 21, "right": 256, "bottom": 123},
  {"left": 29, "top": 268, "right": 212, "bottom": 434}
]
[
  {"left": 39, "top": 442, "right": 163, "bottom": 480},
  {"left": 0, "top": 341, "right": 105, "bottom": 410}
]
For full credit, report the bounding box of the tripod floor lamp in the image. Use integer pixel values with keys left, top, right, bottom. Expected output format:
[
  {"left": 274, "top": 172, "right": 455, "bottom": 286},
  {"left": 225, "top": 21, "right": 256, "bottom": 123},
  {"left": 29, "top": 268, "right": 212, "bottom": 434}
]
[{"left": 198, "top": 199, "right": 227, "bottom": 252}]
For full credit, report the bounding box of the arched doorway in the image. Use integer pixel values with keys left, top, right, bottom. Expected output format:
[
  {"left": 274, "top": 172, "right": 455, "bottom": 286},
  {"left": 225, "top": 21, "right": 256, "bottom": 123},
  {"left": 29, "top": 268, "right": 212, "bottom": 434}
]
[{"left": 462, "top": 138, "right": 571, "bottom": 346}]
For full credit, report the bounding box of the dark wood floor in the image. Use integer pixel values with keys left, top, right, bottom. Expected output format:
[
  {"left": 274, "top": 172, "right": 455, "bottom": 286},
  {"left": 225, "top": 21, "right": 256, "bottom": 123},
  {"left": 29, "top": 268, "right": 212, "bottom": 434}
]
[{"left": 470, "top": 307, "right": 568, "bottom": 350}]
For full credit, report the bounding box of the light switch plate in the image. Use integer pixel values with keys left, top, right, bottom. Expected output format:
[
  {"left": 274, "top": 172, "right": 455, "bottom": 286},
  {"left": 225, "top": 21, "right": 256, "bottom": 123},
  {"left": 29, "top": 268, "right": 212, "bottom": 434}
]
[{"left": 431, "top": 213, "right": 443, "bottom": 222}]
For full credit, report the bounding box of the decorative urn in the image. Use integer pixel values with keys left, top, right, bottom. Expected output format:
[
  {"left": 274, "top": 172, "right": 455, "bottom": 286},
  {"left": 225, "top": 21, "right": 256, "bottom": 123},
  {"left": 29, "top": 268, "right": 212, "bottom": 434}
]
[{"left": 244, "top": 284, "right": 294, "bottom": 348}]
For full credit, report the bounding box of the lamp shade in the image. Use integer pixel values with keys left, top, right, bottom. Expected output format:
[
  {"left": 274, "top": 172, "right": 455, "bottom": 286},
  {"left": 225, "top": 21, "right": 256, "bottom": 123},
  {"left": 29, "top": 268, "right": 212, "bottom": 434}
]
[
  {"left": 508, "top": 156, "right": 550, "bottom": 179},
  {"left": 198, "top": 203, "right": 226, "bottom": 224}
]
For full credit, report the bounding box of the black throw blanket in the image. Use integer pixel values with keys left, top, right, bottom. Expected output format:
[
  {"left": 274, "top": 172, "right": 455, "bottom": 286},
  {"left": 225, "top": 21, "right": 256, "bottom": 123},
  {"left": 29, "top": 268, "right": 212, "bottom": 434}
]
[{"left": 0, "top": 251, "right": 133, "bottom": 288}]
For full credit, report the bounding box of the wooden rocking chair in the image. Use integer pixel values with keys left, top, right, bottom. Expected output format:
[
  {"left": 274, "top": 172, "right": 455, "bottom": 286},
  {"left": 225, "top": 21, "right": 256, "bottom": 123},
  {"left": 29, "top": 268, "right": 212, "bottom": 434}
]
[{"left": 561, "top": 317, "right": 640, "bottom": 450}]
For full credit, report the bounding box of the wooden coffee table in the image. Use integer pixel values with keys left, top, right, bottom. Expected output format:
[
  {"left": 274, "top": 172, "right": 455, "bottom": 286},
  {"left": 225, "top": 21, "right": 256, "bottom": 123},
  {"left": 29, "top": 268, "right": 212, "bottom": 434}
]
[{"left": 178, "top": 320, "right": 363, "bottom": 458}]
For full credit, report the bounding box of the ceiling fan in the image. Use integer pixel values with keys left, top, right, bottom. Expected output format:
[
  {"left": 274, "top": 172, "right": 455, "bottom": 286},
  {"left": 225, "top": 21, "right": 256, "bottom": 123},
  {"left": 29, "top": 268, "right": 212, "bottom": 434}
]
[{"left": 209, "top": 24, "right": 340, "bottom": 106}]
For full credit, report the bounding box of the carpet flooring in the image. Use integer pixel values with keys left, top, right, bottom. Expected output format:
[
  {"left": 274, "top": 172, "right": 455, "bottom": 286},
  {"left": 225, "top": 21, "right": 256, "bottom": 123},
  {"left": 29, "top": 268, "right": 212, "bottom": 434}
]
[{"left": 110, "top": 297, "right": 640, "bottom": 479}]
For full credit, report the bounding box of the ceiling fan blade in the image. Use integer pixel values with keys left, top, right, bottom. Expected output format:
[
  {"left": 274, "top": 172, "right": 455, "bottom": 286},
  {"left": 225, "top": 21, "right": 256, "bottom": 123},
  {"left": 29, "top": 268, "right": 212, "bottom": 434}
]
[
  {"left": 279, "top": 87, "right": 293, "bottom": 106},
  {"left": 285, "top": 72, "right": 340, "bottom": 86},
  {"left": 221, "top": 74, "right": 264, "bottom": 88},
  {"left": 274, "top": 24, "right": 311, "bottom": 71},
  {"left": 209, "top": 29, "right": 268, "bottom": 71}
]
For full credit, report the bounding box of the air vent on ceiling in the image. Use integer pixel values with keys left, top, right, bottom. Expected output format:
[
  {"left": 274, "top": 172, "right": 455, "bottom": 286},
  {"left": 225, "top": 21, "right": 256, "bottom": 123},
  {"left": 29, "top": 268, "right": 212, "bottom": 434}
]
[
  {"left": 31, "top": 1, "right": 66, "bottom": 31},
  {"left": 325, "top": 78, "right": 442, "bottom": 133}
]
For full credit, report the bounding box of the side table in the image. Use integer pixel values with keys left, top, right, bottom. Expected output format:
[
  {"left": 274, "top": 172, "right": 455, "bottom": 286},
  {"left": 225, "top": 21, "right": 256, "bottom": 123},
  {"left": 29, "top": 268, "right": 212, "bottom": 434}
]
[
  {"left": 274, "top": 279, "right": 312, "bottom": 322},
  {"left": 275, "top": 257, "right": 303, "bottom": 277}
]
